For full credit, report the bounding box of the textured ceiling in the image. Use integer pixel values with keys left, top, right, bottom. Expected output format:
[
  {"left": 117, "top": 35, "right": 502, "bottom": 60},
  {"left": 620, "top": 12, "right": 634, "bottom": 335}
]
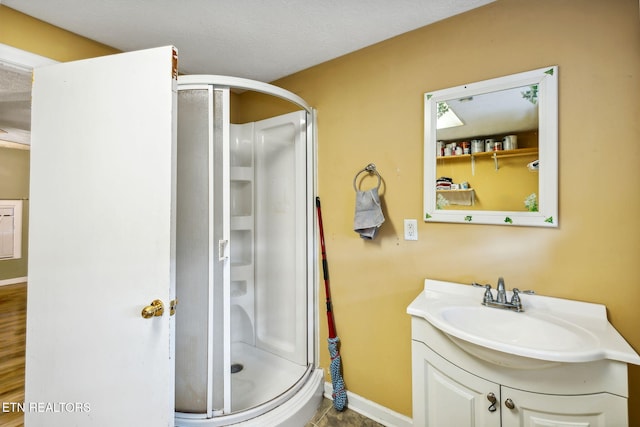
[
  {"left": 1, "top": 0, "right": 495, "bottom": 145},
  {"left": 3, "top": 0, "right": 494, "bottom": 81}
]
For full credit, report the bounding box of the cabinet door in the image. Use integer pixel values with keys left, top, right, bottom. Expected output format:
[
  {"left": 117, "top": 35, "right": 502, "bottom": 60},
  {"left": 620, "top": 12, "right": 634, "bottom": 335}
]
[
  {"left": 501, "top": 386, "right": 628, "bottom": 427},
  {"left": 412, "top": 341, "right": 501, "bottom": 427}
]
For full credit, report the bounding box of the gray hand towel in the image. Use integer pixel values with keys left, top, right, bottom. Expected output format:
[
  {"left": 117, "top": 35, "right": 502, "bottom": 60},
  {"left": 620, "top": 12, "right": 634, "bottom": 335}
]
[{"left": 353, "top": 188, "right": 385, "bottom": 239}]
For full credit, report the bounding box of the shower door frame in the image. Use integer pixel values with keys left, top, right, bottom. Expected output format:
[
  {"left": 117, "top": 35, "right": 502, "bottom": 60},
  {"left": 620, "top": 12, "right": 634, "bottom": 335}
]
[{"left": 176, "top": 75, "right": 318, "bottom": 424}]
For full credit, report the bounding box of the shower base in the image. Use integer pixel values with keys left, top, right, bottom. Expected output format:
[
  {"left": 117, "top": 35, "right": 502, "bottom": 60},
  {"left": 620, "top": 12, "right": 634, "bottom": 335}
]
[
  {"left": 175, "top": 343, "right": 323, "bottom": 426},
  {"left": 230, "top": 341, "right": 307, "bottom": 411}
]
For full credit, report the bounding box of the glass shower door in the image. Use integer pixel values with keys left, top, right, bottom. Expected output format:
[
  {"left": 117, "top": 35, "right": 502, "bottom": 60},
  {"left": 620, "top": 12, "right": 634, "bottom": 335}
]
[{"left": 175, "top": 85, "right": 231, "bottom": 417}]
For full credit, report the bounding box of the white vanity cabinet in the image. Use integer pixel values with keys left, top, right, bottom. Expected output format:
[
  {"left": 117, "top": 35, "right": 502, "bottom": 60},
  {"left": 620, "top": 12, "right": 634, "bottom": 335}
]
[
  {"left": 408, "top": 279, "right": 640, "bottom": 427},
  {"left": 412, "top": 335, "right": 627, "bottom": 427}
]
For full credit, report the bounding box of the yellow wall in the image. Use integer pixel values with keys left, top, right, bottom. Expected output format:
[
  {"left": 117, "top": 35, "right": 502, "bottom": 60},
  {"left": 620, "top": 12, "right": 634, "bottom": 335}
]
[
  {"left": 0, "top": 6, "right": 118, "bottom": 61},
  {"left": 4, "top": 0, "right": 640, "bottom": 423},
  {"left": 265, "top": 0, "right": 640, "bottom": 421}
]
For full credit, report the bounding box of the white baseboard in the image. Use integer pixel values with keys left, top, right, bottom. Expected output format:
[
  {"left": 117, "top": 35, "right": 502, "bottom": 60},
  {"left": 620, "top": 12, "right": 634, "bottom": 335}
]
[
  {"left": 0, "top": 276, "right": 27, "bottom": 287},
  {"left": 323, "top": 382, "right": 413, "bottom": 427}
]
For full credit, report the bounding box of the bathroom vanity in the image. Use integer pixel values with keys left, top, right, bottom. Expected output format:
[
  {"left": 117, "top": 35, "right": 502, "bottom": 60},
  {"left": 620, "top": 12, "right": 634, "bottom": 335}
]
[{"left": 407, "top": 279, "right": 640, "bottom": 427}]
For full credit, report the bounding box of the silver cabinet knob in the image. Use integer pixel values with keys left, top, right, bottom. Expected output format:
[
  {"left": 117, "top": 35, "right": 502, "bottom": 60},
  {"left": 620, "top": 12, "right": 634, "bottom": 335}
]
[{"left": 505, "top": 398, "right": 515, "bottom": 409}]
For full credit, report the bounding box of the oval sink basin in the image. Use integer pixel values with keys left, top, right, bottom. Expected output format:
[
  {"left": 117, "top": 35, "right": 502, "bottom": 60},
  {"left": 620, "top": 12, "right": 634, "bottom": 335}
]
[
  {"left": 439, "top": 306, "right": 599, "bottom": 369},
  {"left": 407, "top": 279, "right": 640, "bottom": 370},
  {"left": 441, "top": 306, "right": 599, "bottom": 352}
]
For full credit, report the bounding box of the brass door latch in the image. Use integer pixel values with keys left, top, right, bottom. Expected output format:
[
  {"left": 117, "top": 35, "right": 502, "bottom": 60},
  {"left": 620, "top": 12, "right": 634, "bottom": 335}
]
[
  {"left": 141, "top": 299, "right": 164, "bottom": 319},
  {"left": 141, "top": 298, "right": 178, "bottom": 319}
]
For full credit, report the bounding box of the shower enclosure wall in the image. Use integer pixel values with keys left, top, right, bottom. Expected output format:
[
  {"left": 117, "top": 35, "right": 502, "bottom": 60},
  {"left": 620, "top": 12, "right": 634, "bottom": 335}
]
[{"left": 174, "top": 76, "right": 322, "bottom": 426}]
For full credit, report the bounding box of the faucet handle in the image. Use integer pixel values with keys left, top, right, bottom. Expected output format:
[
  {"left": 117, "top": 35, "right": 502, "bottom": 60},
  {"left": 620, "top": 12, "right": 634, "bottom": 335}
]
[
  {"left": 512, "top": 288, "right": 535, "bottom": 295},
  {"left": 508, "top": 289, "right": 522, "bottom": 312},
  {"left": 472, "top": 282, "right": 494, "bottom": 303},
  {"left": 510, "top": 288, "right": 534, "bottom": 311}
]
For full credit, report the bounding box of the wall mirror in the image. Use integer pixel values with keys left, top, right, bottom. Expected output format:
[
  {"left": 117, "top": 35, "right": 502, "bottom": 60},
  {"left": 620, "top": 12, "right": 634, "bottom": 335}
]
[{"left": 423, "top": 66, "right": 558, "bottom": 227}]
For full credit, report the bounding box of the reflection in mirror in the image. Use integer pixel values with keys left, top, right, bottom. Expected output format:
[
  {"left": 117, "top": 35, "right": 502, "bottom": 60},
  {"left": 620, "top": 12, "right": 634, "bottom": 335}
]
[
  {"left": 424, "top": 66, "right": 558, "bottom": 227},
  {"left": 437, "top": 85, "right": 539, "bottom": 212}
]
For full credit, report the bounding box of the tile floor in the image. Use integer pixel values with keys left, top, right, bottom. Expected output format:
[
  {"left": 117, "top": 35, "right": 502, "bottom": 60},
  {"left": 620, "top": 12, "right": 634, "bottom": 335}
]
[{"left": 306, "top": 398, "right": 384, "bottom": 427}]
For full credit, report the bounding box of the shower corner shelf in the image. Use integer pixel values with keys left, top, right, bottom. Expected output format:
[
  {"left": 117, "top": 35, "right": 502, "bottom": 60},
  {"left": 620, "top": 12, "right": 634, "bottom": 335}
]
[
  {"left": 231, "top": 281, "right": 248, "bottom": 297},
  {"left": 231, "top": 215, "right": 254, "bottom": 230},
  {"left": 231, "top": 166, "right": 254, "bottom": 181},
  {"left": 231, "top": 263, "right": 253, "bottom": 277}
]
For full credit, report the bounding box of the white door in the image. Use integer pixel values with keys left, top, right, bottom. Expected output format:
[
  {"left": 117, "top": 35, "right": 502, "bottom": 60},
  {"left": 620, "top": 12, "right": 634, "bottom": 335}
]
[{"left": 26, "top": 46, "right": 178, "bottom": 426}]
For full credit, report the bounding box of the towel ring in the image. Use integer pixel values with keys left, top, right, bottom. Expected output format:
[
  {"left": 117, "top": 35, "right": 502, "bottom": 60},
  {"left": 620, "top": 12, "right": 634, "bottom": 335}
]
[{"left": 353, "top": 163, "right": 382, "bottom": 192}]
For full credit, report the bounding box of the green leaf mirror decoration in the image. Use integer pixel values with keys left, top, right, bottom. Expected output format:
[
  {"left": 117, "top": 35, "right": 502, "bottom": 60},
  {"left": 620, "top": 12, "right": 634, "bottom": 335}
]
[
  {"left": 521, "top": 84, "right": 539, "bottom": 105},
  {"left": 437, "top": 101, "right": 450, "bottom": 118}
]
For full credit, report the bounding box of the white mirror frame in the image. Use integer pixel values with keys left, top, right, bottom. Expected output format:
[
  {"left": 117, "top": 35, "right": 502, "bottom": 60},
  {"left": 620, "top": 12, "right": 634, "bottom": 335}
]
[{"left": 423, "top": 66, "right": 558, "bottom": 227}]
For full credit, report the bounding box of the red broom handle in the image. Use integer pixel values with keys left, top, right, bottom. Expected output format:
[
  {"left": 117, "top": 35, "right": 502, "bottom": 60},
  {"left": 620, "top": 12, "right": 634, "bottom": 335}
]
[{"left": 316, "top": 197, "right": 337, "bottom": 339}]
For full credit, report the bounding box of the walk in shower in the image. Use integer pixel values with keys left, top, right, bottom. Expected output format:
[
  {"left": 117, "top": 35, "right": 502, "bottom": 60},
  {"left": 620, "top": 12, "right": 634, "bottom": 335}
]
[{"left": 174, "top": 76, "right": 322, "bottom": 426}]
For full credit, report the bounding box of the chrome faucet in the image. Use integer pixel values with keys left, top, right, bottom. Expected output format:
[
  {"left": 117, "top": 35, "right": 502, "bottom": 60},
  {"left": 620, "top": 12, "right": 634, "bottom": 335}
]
[
  {"left": 472, "top": 277, "right": 534, "bottom": 312},
  {"left": 496, "top": 277, "right": 507, "bottom": 304}
]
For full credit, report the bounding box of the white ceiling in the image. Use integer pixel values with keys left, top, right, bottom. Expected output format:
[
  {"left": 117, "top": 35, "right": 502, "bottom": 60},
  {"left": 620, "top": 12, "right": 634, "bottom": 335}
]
[
  {"left": 3, "top": 0, "right": 494, "bottom": 81},
  {"left": 0, "top": 0, "right": 495, "bottom": 145}
]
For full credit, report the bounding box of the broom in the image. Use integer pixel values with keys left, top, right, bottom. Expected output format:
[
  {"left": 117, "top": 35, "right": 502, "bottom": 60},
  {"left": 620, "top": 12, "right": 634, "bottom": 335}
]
[{"left": 315, "top": 197, "right": 347, "bottom": 411}]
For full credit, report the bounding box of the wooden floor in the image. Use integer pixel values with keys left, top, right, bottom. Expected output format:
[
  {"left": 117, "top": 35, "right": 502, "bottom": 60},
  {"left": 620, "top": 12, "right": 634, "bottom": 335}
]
[{"left": 0, "top": 282, "right": 26, "bottom": 427}]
